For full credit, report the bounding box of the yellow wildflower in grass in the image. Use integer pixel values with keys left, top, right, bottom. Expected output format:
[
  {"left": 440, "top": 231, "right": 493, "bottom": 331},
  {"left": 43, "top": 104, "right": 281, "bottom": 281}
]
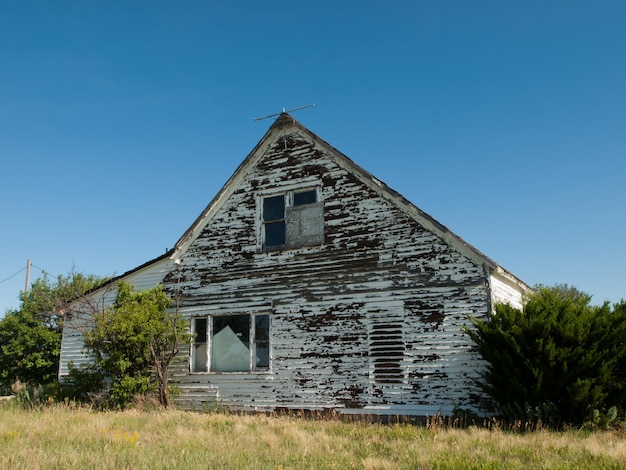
[
  {"left": 104, "top": 427, "right": 140, "bottom": 447},
  {"left": 0, "top": 430, "right": 18, "bottom": 442}
]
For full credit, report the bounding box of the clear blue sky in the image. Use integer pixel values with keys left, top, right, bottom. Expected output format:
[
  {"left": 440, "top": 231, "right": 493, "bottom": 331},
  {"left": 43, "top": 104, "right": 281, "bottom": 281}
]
[{"left": 1, "top": 1, "right": 624, "bottom": 314}]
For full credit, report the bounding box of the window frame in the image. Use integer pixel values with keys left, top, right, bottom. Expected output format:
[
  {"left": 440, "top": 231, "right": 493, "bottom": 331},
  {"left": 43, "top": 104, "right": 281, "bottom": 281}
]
[
  {"left": 262, "top": 194, "right": 287, "bottom": 248},
  {"left": 190, "top": 313, "right": 271, "bottom": 374},
  {"left": 258, "top": 185, "right": 323, "bottom": 251}
]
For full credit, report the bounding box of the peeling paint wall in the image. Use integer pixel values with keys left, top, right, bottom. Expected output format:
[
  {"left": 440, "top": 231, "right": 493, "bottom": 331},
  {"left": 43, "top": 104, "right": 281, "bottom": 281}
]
[{"left": 166, "top": 128, "right": 496, "bottom": 416}]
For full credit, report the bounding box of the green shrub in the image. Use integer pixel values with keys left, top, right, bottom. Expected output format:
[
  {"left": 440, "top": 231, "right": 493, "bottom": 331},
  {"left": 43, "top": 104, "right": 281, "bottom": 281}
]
[
  {"left": 466, "top": 285, "right": 626, "bottom": 426},
  {"left": 0, "top": 272, "right": 106, "bottom": 390},
  {"left": 58, "top": 363, "right": 107, "bottom": 407},
  {"left": 582, "top": 406, "right": 626, "bottom": 431},
  {"left": 81, "top": 282, "right": 189, "bottom": 409}
]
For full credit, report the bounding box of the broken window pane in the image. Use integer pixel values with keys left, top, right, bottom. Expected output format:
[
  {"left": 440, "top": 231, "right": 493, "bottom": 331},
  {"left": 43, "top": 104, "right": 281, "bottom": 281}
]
[
  {"left": 198, "top": 314, "right": 271, "bottom": 373},
  {"left": 211, "top": 315, "right": 251, "bottom": 372}
]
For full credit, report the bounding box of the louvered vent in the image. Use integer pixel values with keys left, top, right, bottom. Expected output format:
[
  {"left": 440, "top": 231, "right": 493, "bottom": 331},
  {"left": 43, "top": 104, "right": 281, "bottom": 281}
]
[{"left": 368, "top": 319, "right": 405, "bottom": 384}]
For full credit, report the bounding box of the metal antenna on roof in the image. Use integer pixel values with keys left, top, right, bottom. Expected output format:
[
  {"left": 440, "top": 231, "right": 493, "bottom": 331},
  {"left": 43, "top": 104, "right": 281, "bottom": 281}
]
[{"left": 253, "top": 103, "right": 315, "bottom": 121}]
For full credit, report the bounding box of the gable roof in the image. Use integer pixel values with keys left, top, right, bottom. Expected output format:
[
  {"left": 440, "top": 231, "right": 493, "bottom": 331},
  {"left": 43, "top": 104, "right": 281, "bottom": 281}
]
[{"left": 170, "top": 113, "right": 530, "bottom": 291}]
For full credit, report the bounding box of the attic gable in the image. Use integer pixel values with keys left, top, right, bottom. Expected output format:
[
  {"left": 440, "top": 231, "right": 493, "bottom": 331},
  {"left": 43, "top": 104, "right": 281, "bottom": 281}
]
[
  {"left": 171, "top": 114, "right": 306, "bottom": 258},
  {"left": 170, "top": 114, "right": 526, "bottom": 290}
]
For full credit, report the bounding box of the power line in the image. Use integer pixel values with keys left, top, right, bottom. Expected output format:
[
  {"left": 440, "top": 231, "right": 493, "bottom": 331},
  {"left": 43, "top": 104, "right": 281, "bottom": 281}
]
[
  {"left": 31, "top": 264, "right": 57, "bottom": 278},
  {"left": 0, "top": 263, "right": 59, "bottom": 287},
  {"left": 0, "top": 267, "right": 27, "bottom": 286}
]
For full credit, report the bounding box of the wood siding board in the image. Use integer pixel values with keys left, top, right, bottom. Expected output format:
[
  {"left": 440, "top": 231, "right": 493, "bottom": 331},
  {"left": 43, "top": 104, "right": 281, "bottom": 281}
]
[
  {"left": 491, "top": 271, "right": 528, "bottom": 310},
  {"left": 164, "top": 128, "right": 497, "bottom": 415},
  {"left": 60, "top": 116, "right": 522, "bottom": 417}
]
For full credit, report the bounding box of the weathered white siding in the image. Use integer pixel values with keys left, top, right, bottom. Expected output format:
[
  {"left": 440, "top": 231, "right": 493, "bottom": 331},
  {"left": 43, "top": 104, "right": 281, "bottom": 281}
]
[
  {"left": 165, "top": 120, "right": 496, "bottom": 416},
  {"left": 58, "top": 257, "right": 174, "bottom": 378},
  {"left": 491, "top": 269, "right": 527, "bottom": 311},
  {"left": 58, "top": 114, "right": 529, "bottom": 417}
]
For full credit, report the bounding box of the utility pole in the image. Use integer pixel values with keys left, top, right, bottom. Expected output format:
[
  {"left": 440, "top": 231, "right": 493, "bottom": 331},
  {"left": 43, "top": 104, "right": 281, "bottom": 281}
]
[{"left": 25, "top": 259, "right": 31, "bottom": 294}]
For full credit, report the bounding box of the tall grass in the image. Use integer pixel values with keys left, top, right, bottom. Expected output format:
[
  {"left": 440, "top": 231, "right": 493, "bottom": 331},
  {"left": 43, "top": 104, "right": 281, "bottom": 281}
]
[{"left": 0, "top": 404, "right": 625, "bottom": 469}]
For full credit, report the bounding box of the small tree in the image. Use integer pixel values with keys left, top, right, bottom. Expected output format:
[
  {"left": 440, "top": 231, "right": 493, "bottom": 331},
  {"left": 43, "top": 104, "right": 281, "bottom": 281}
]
[
  {"left": 0, "top": 272, "right": 105, "bottom": 389},
  {"left": 0, "top": 308, "right": 61, "bottom": 388},
  {"left": 83, "top": 281, "right": 188, "bottom": 408},
  {"left": 466, "top": 285, "right": 626, "bottom": 425}
]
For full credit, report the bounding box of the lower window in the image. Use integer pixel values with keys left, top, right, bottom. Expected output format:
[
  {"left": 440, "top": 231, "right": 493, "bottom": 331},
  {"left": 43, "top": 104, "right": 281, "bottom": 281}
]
[{"left": 191, "top": 314, "right": 270, "bottom": 373}]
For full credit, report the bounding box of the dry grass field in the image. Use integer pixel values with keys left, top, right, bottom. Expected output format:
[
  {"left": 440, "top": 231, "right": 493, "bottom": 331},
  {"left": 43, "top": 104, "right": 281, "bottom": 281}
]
[{"left": 1, "top": 404, "right": 625, "bottom": 469}]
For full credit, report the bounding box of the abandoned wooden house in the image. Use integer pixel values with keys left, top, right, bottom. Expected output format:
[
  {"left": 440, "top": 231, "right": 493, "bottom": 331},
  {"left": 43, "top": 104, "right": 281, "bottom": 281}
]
[{"left": 59, "top": 113, "right": 530, "bottom": 416}]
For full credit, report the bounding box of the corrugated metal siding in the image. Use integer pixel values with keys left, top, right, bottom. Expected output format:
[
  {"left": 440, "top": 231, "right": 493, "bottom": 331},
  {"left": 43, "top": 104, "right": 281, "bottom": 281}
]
[
  {"left": 166, "top": 129, "right": 493, "bottom": 416},
  {"left": 58, "top": 258, "right": 174, "bottom": 378}
]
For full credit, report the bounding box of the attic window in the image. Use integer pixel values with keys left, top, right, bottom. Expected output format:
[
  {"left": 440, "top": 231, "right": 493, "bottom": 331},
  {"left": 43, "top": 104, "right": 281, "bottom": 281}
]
[
  {"left": 261, "top": 187, "right": 324, "bottom": 250},
  {"left": 191, "top": 314, "right": 270, "bottom": 373},
  {"left": 263, "top": 195, "right": 286, "bottom": 247}
]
